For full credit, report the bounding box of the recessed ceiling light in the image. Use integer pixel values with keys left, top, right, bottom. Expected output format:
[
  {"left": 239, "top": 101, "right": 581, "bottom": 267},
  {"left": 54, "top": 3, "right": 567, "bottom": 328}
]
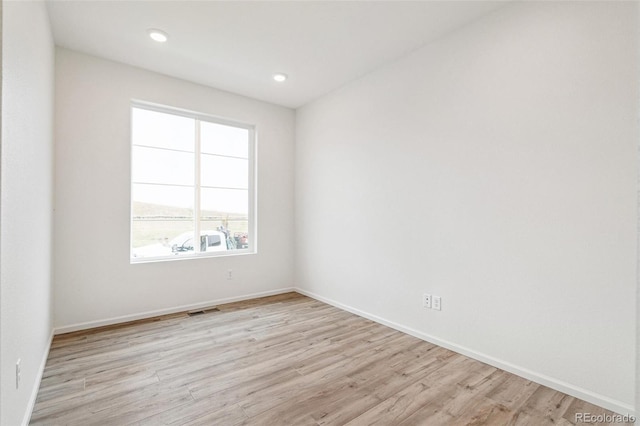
[
  {"left": 273, "top": 73, "right": 288, "bottom": 82},
  {"left": 147, "top": 29, "right": 168, "bottom": 43}
]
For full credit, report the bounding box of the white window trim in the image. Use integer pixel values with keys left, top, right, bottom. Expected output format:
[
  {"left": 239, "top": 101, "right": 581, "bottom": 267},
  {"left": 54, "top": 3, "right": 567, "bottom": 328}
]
[{"left": 130, "top": 100, "right": 257, "bottom": 264}]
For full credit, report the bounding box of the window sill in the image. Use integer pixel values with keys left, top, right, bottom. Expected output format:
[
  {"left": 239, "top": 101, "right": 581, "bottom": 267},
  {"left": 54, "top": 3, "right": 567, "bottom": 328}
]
[{"left": 130, "top": 249, "right": 256, "bottom": 265}]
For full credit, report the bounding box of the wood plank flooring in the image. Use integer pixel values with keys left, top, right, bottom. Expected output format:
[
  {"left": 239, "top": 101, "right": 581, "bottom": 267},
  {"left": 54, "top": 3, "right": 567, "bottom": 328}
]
[{"left": 30, "top": 293, "right": 630, "bottom": 425}]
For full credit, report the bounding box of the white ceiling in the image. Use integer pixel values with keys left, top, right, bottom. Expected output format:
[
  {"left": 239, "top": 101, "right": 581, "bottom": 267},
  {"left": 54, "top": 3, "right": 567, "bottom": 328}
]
[{"left": 46, "top": 1, "right": 505, "bottom": 109}]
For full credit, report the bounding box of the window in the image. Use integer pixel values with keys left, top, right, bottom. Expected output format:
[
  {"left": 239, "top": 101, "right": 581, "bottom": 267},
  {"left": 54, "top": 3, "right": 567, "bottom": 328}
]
[{"left": 130, "top": 102, "right": 255, "bottom": 262}]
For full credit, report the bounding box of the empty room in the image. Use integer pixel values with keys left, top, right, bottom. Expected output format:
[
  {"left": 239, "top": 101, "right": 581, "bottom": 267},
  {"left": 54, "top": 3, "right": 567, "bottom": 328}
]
[{"left": 1, "top": 0, "right": 638, "bottom": 425}]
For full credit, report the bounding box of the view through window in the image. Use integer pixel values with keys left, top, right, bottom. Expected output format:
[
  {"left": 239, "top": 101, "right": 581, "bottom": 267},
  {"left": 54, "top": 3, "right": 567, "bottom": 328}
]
[{"left": 130, "top": 104, "right": 254, "bottom": 261}]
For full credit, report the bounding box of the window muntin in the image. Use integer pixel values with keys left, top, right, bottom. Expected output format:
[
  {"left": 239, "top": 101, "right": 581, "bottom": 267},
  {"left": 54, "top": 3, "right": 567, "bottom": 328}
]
[{"left": 130, "top": 103, "right": 255, "bottom": 262}]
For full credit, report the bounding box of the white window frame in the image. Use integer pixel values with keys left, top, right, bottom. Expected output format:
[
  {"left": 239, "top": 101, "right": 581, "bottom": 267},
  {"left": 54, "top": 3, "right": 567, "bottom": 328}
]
[{"left": 130, "top": 100, "right": 257, "bottom": 263}]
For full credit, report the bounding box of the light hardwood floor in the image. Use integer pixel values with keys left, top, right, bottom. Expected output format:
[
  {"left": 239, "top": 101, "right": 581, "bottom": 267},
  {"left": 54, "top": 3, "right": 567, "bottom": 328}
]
[{"left": 31, "top": 293, "right": 630, "bottom": 425}]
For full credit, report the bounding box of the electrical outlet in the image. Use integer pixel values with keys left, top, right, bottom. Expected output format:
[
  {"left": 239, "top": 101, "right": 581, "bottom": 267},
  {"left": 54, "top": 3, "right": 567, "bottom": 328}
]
[
  {"left": 433, "top": 296, "right": 441, "bottom": 311},
  {"left": 422, "top": 293, "right": 431, "bottom": 309},
  {"left": 227, "top": 269, "right": 233, "bottom": 280},
  {"left": 16, "top": 359, "right": 21, "bottom": 389}
]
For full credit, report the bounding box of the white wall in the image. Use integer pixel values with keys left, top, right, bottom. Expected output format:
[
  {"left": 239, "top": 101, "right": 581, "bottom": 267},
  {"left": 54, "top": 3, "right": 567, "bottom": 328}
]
[
  {"left": 296, "top": 1, "right": 637, "bottom": 414},
  {"left": 1, "top": 1, "right": 55, "bottom": 425},
  {"left": 54, "top": 49, "right": 295, "bottom": 330}
]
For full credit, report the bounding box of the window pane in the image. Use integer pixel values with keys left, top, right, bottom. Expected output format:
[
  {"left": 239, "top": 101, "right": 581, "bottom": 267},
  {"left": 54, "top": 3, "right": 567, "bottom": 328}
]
[
  {"left": 201, "top": 219, "right": 249, "bottom": 250},
  {"left": 131, "top": 184, "right": 195, "bottom": 258},
  {"left": 132, "top": 107, "right": 195, "bottom": 152},
  {"left": 201, "top": 187, "right": 249, "bottom": 251},
  {"left": 200, "top": 121, "right": 249, "bottom": 158},
  {"left": 132, "top": 183, "right": 194, "bottom": 210},
  {"left": 201, "top": 188, "right": 248, "bottom": 216},
  {"left": 201, "top": 154, "right": 248, "bottom": 189},
  {"left": 132, "top": 146, "right": 194, "bottom": 186}
]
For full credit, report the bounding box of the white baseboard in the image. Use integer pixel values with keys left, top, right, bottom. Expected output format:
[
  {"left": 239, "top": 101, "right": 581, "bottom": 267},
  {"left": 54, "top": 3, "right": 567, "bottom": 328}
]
[
  {"left": 295, "top": 287, "right": 635, "bottom": 418},
  {"left": 22, "top": 328, "right": 54, "bottom": 426},
  {"left": 54, "top": 287, "right": 296, "bottom": 335}
]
